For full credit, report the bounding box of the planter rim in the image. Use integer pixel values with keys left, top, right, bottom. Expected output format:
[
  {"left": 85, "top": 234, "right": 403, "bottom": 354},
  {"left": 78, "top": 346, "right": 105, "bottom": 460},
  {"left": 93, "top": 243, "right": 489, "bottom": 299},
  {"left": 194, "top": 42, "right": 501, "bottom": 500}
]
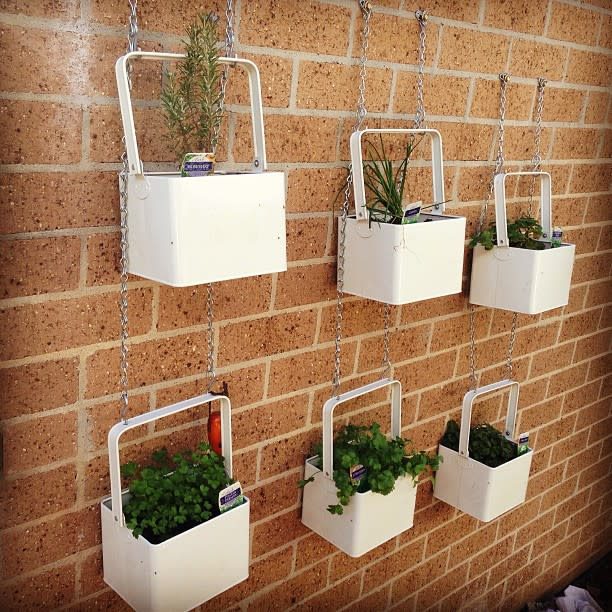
[
  {"left": 101, "top": 493, "right": 249, "bottom": 548},
  {"left": 438, "top": 444, "right": 532, "bottom": 471},
  {"left": 305, "top": 455, "right": 416, "bottom": 498}
]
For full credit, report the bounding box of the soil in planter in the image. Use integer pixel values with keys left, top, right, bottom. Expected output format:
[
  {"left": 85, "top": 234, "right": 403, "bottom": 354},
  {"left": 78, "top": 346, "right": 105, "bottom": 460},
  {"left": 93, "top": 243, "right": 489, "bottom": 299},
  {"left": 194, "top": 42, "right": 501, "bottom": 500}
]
[
  {"left": 140, "top": 518, "right": 210, "bottom": 545},
  {"left": 440, "top": 420, "right": 519, "bottom": 468}
]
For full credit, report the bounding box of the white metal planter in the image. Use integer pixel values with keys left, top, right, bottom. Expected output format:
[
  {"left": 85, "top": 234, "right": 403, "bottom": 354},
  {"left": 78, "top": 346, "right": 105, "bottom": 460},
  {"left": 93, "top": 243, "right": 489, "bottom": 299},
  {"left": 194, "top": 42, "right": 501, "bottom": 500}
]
[
  {"left": 115, "top": 52, "right": 286, "bottom": 287},
  {"left": 101, "top": 393, "right": 249, "bottom": 612},
  {"left": 343, "top": 128, "right": 466, "bottom": 305},
  {"left": 301, "top": 379, "right": 417, "bottom": 557},
  {"left": 433, "top": 379, "right": 533, "bottom": 522},
  {"left": 469, "top": 171, "right": 575, "bottom": 314}
]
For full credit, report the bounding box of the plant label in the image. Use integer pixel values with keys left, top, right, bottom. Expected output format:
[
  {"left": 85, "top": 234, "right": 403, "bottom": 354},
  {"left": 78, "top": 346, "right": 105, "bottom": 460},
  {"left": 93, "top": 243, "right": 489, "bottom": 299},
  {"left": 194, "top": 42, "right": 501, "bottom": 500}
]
[
  {"left": 402, "top": 200, "right": 422, "bottom": 224},
  {"left": 349, "top": 464, "right": 367, "bottom": 485},
  {"left": 517, "top": 433, "right": 530, "bottom": 456},
  {"left": 219, "top": 481, "right": 243, "bottom": 513},
  {"left": 181, "top": 152, "right": 216, "bottom": 177}
]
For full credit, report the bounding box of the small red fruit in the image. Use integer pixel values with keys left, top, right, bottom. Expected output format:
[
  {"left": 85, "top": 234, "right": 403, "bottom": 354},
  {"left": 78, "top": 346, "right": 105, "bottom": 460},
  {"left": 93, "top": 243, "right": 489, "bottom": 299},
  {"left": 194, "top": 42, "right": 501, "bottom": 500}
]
[{"left": 207, "top": 410, "right": 222, "bottom": 455}]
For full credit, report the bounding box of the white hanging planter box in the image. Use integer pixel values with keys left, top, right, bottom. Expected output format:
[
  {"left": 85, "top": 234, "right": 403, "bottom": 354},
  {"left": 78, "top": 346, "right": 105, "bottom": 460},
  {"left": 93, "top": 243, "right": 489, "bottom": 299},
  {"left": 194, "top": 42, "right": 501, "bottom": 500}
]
[
  {"left": 101, "top": 394, "right": 249, "bottom": 612},
  {"left": 433, "top": 380, "right": 533, "bottom": 522},
  {"left": 343, "top": 128, "right": 466, "bottom": 305},
  {"left": 301, "top": 379, "right": 417, "bottom": 557},
  {"left": 116, "top": 52, "right": 287, "bottom": 287},
  {"left": 469, "top": 172, "right": 575, "bottom": 314}
]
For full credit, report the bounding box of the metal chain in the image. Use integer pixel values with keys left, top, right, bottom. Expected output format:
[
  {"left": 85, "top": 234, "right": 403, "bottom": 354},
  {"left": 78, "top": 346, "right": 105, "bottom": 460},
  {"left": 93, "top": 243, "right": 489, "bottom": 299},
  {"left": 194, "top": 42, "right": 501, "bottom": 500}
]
[
  {"left": 379, "top": 8, "right": 428, "bottom": 377},
  {"left": 118, "top": 0, "right": 139, "bottom": 423},
  {"left": 207, "top": 0, "right": 235, "bottom": 392},
  {"left": 468, "top": 73, "right": 509, "bottom": 390},
  {"left": 225, "top": 0, "right": 236, "bottom": 57},
  {"left": 380, "top": 8, "right": 428, "bottom": 377},
  {"left": 205, "top": 283, "right": 216, "bottom": 392},
  {"left": 504, "top": 78, "right": 546, "bottom": 380},
  {"left": 506, "top": 312, "right": 518, "bottom": 378},
  {"left": 381, "top": 303, "right": 392, "bottom": 378},
  {"left": 414, "top": 9, "right": 428, "bottom": 129},
  {"left": 527, "top": 77, "right": 546, "bottom": 217},
  {"left": 211, "top": 1, "right": 235, "bottom": 155},
  {"left": 476, "top": 73, "right": 509, "bottom": 234},
  {"left": 332, "top": 0, "right": 372, "bottom": 397}
]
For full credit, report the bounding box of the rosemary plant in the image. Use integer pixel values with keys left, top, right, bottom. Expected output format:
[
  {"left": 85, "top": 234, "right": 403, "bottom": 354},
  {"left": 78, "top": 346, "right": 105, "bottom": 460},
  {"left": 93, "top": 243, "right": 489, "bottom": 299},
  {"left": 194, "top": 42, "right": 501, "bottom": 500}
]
[{"left": 161, "top": 13, "right": 223, "bottom": 163}]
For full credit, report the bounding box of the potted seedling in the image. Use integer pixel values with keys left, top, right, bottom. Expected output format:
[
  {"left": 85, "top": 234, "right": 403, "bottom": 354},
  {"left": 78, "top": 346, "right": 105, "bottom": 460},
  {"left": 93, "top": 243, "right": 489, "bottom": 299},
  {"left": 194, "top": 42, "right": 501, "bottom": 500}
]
[
  {"left": 341, "top": 128, "right": 466, "bottom": 305},
  {"left": 469, "top": 171, "right": 575, "bottom": 314},
  {"left": 101, "top": 394, "right": 250, "bottom": 612},
  {"left": 470, "top": 216, "right": 547, "bottom": 251},
  {"left": 161, "top": 13, "right": 222, "bottom": 176},
  {"left": 301, "top": 379, "right": 440, "bottom": 557},
  {"left": 115, "top": 13, "right": 286, "bottom": 287},
  {"left": 433, "top": 380, "right": 533, "bottom": 522},
  {"left": 120, "top": 443, "right": 242, "bottom": 543}
]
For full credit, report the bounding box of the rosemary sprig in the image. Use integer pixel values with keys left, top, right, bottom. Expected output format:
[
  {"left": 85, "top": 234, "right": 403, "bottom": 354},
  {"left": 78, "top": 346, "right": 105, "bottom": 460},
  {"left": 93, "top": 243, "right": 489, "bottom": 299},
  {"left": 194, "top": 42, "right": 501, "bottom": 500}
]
[{"left": 161, "top": 13, "right": 223, "bottom": 163}]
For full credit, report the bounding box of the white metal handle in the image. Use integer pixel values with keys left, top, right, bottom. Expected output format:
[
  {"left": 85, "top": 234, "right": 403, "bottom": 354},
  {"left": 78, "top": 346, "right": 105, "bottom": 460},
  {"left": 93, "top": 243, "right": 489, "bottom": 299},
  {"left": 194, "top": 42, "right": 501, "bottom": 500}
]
[
  {"left": 350, "top": 128, "right": 446, "bottom": 222},
  {"left": 322, "top": 378, "right": 402, "bottom": 479},
  {"left": 459, "top": 379, "right": 520, "bottom": 458},
  {"left": 494, "top": 171, "right": 552, "bottom": 247},
  {"left": 115, "top": 51, "right": 267, "bottom": 175},
  {"left": 108, "top": 393, "right": 233, "bottom": 525}
]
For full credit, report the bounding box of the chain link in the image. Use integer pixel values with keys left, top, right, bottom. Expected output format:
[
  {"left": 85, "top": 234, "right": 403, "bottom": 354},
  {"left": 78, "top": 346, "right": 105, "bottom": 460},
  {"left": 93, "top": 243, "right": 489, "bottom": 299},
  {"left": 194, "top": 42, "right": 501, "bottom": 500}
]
[
  {"left": 332, "top": 1, "right": 372, "bottom": 397},
  {"left": 414, "top": 9, "right": 428, "bottom": 129},
  {"left": 225, "top": 0, "right": 236, "bottom": 58},
  {"left": 476, "top": 73, "right": 509, "bottom": 234},
  {"left": 206, "top": 283, "right": 216, "bottom": 391},
  {"left": 504, "top": 78, "right": 546, "bottom": 379},
  {"left": 207, "top": 1, "right": 235, "bottom": 392},
  {"left": 118, "top": 163, "right": 130, "bottom": 422},
  {"left": 381, "top": 303, "right": 392, "bottom": 378},
  {"left": 506, "top": 312, "right": 518, "bottom": 378},
  {"left": 211, "top": 2, "right": 235, "bottom": 155},
  {"left": 527, "top": 77, "right": 546, "bottom": 217},
  {"left": 468, "top": 73, "right": 509, "bottom": 390},
  {"left": 118, "top": 1, "right": 139, "bottom": 423}
]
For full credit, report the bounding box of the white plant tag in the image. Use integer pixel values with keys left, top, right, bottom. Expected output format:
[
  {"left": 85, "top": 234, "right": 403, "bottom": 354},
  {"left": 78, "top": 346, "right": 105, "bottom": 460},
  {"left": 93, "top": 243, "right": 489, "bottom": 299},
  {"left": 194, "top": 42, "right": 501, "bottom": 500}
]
[
  {"left": 219, "top": 481, "right": 243, "bottom": 513},
  {"left": 517, "top": 433, "right": 530, "bottom": 456},
  {"left": 403, "top": 200, "right": 422, "bottom": 223}
]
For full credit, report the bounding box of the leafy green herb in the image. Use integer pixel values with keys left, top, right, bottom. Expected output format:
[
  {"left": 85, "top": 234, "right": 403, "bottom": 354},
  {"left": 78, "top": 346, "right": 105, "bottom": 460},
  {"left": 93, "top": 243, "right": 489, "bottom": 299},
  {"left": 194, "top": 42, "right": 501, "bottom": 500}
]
[
  {"left": 440, "top": 420, "right": 517, "bottom": 468},
  {"left": 121, "top": 442, "right": 232, "bottom": 543},
  {"left": 300, "top": 423, "right": 440, "bottom": 515},
  {"left": 160, "top": 13, "right": 223, "bottom": 162},
  {"left": 470, "top": 216, "right": 545, "bottom": 251}
]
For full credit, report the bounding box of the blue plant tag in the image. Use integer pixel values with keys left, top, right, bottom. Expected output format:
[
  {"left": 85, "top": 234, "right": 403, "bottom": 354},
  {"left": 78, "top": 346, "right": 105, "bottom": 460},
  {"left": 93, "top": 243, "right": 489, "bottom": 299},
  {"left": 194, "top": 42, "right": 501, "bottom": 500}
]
[
  {"left": 219, "top": 481, "right": 243, "bottom": 513},
  {"left": 349, "top": 464, "right": 367, "bottom": 485},
  {"left": 403, "top": 201, "right": 421, "bottom": 224},
  {"left": 517, "top": 433, "right": 529, "bottom": 456},
  {"left": 181, "top": 152, "right": 215, "bottom": 177}
]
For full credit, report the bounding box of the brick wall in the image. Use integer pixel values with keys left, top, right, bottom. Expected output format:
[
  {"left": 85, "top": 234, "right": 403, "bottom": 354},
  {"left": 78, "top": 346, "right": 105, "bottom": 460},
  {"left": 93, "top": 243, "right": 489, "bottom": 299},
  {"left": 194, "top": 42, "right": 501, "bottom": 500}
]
[{"left": 0, "top": 0, "right": 610, "bottom": 610}]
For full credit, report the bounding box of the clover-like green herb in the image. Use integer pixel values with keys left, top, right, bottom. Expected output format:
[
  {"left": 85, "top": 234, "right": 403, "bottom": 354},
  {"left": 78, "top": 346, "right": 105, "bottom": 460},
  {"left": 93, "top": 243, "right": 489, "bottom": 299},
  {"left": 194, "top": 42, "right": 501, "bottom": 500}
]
[
  {"left": 121, "top": 442, "right": 232, "bottom": 543},
  {"left": 440, "top": 420, "right": 517, "bottom": 468},
  {"left": 300, "top": 422, "right": 440, "bottom": 515},
  {"left": 470, "top": 216, "right": 545, "bottom": 251}
]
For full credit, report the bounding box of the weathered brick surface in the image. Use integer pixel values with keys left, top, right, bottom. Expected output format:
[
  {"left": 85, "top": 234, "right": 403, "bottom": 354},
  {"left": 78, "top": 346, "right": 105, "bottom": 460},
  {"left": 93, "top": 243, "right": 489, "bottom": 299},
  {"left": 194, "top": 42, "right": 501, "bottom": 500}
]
[{"left": 0, "top": 1, "right": 610, "bottom": 610}]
